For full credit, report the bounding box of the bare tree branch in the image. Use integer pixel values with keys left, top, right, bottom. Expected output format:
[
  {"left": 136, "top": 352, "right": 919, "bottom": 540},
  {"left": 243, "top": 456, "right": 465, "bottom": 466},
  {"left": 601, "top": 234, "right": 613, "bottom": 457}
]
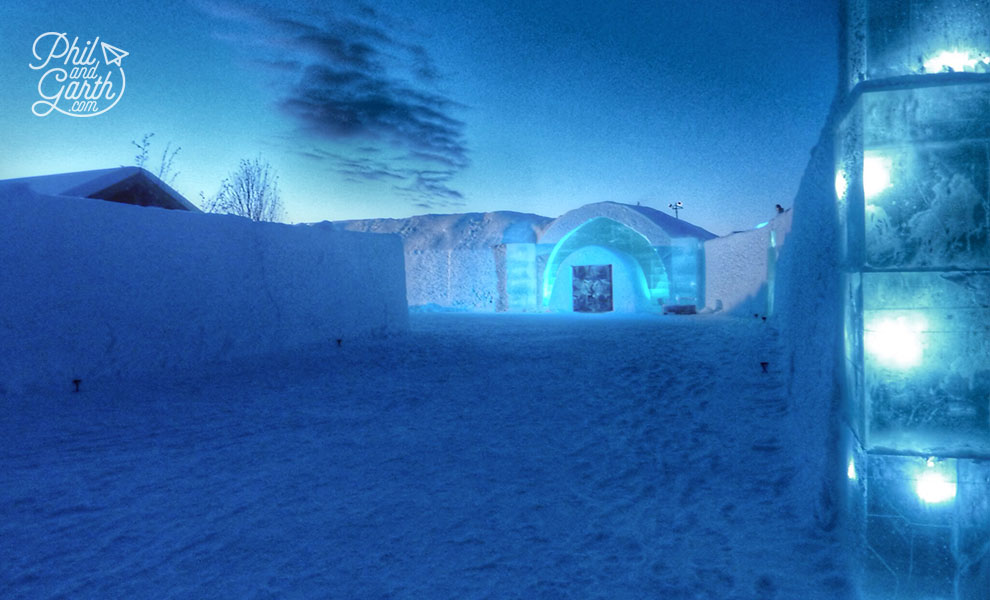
[
  {"left": 157, "top": 142, "right": 181, "bottom": 186},
  {"left": 130, "top": 132, "right": 180, "bottom": 185},
  {"left": 206, "top": 157, "right": 284, "bottom": 222},
  {"left": 131, "top": 133, "right": 152, "bottom": 169}
]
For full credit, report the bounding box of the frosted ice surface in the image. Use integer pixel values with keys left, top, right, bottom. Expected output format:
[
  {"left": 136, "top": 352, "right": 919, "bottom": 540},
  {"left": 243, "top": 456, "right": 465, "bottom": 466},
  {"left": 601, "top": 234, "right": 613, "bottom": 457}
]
[
  {"left": 846, "top": 0, "right": 990, "bottom": 86},
  {"left": 859, "top": 272, "right": 990, "bottom": 454},
  {"left": 854, "top": 454, "right": 990, "bottom": 600}
]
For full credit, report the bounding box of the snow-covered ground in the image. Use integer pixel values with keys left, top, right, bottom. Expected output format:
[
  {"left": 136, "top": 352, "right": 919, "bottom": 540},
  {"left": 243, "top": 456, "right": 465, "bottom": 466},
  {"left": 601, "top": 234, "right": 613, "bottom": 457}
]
[{"left": 0, "top": 313, "right": 849, "bottom": 599}]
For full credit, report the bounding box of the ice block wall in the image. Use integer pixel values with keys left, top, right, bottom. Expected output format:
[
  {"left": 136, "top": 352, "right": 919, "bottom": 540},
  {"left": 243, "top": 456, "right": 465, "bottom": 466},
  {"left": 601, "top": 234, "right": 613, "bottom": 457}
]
[{"left": 837, "top": 1, "right": 990, "bottom": 598}]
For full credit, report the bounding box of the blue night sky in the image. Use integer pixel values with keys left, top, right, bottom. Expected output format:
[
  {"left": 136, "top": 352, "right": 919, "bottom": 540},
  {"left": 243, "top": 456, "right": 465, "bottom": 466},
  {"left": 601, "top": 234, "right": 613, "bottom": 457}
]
[{"left": 1, "top": 1, "right": 838, "bottom": 235}]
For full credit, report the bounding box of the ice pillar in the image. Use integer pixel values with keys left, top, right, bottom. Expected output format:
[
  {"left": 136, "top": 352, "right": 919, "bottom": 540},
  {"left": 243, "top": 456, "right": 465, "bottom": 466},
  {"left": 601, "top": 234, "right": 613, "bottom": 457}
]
[{"left": 837, "top": 2, "right": 990, "bottom": 598}]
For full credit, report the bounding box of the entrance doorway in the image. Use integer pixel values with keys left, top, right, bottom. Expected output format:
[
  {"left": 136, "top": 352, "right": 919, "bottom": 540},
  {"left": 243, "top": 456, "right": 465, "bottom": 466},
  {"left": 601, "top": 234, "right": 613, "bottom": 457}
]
[{"left": 572, "top": 264, "right": 613, "bottom": 312}]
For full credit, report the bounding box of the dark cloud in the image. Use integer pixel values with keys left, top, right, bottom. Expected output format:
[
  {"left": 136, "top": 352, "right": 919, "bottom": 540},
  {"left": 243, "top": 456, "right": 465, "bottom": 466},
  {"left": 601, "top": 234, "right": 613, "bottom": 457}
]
[
  {"left": 199, "top": 0, "right": 469, "bottom": 205},
  {"left": 292, "top": 147, "right": 465, "bottom": 209},
  {"left": 396, "top": 170, "right": 464, "bottom": 206}
]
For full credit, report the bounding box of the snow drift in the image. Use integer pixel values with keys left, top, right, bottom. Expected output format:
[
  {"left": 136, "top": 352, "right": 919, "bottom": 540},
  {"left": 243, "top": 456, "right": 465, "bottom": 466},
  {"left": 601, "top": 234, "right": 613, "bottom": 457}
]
[{"left": 0, "top": 186, "right": 407, "bottom": 394}]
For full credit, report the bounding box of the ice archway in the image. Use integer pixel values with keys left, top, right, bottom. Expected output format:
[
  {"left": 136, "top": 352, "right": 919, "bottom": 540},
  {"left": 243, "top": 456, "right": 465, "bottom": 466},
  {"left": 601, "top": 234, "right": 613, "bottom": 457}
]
[{"left": 542, "top": 217, "right": 669, "bottom": 311}]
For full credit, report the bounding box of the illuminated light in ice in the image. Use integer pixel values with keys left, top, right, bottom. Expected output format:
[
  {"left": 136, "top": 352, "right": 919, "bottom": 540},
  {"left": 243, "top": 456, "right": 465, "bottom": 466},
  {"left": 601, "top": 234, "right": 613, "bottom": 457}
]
[
  {"left": 923, "top": 50, "right": 980, "bottom": 73},
  {"left": 863, "top": 155, "right": 892, "bottom": 199},
  {"left": 864, "top": 315, "right": 926, "bottom": 369},
  {"left": 847, "top": 459, "right": 857, "bottom": 481},
  {"left": 834, "top": 170, "right": 848, "bottom": 200},
  {"left": 915, "top": 459, "right": 956, "bottom": 504}
]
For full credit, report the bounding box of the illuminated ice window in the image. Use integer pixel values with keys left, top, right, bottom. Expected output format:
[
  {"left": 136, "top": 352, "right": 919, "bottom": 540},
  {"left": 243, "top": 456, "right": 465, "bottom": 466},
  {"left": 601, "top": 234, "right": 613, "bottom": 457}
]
[
  {"left": 864, "top": 314, "right": 925, "bottom": 370},
  {"left": 923, "top": 50, "right": 986, "bottom": 73},
  {"left": 914, "top": 458, "right": 956, "bottom": 504},
  {"left": 862, "top": 154, "right": 892, "bottom": 199}
]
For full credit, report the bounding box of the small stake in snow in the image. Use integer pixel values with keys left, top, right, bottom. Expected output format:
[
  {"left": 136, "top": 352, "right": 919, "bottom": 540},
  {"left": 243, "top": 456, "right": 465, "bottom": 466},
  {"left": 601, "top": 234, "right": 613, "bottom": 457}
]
[
  {"left": 336, "top": 338, "right": 342, "bottom": 347},
  {"left": 72, "top": 379, "right": 81, "bottom": 392},
  {"left": 760, "top": 362, "right": 769, "bottom": 373}
]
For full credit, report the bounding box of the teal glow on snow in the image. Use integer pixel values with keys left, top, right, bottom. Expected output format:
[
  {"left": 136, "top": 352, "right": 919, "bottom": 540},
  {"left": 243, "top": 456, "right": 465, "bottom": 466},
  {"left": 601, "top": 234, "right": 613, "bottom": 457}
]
[
  {"left": 864, "top": 314, "right": 925, "bottom": 370},
  {"left": 862, "top": 154, "right": 892, "bottom": 200},
  {"left": 847, "top": 459, "right": 857, "bottom": 481},
  {"left": 914, "top": 459, "right": 956, "bottom": 504}
]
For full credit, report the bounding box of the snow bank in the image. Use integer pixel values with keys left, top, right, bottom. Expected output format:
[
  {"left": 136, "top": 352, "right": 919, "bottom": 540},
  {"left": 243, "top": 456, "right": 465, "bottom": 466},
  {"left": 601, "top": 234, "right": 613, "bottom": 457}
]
[
  {"left": 704, "top": 212, "right": 792, "bottom": 316},
  {"left": 0, "top": 186, "right": 407, "bottom": 394}
]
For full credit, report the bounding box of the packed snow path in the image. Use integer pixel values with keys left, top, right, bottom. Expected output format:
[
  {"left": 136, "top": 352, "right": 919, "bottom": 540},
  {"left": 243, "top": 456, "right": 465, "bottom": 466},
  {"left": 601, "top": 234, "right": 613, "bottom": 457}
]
[{"left": 1, "top": 314, "right": 848, "bottom": 599}]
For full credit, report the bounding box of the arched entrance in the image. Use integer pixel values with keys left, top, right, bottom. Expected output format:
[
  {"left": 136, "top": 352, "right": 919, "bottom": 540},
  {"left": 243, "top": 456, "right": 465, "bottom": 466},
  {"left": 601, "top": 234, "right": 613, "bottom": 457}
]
[{"left": 542, "top": 217, "right": 670, "bottom": 312}]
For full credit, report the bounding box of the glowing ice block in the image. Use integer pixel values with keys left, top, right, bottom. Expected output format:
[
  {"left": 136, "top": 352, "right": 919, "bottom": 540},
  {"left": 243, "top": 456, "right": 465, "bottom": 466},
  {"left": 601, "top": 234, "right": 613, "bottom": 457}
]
[
  {"left": 846, "top": 0, "right": 990, "bottom": 89},
  {"left": 504, "top": 243, "right": 537, "bottom": 310},
  {"left": 851, "top": 454, "right": 990, "bottom": 600},
  {"left": 859, "top": 272, "right": 990, "bottom": 455}
]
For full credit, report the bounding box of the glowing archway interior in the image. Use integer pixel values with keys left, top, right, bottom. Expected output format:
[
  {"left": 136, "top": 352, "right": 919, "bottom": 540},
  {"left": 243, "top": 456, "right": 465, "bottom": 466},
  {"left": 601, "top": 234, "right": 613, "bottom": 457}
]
[{"left": 542, "top": 217, "right": 669, "bottom": 307}]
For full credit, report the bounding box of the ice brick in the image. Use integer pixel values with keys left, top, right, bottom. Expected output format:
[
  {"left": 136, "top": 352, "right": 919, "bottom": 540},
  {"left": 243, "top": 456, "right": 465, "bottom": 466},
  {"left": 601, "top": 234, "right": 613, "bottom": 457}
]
[{"left": 860, "top": 272, "right": 990, "bottom": 455}]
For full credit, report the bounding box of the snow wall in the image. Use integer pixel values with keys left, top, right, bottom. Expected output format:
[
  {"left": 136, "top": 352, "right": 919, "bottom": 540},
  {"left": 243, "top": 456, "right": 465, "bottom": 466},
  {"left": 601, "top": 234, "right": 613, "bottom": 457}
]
[
  {"left": 704, "top": 211, "right": 793, "bottom": 316},
  {"left": 336, "top": 212, "right": 551, "bottom": 312},
  {"left": 0, "top": 186, "right": 408, "bottom": 395},
  {"left": 774, "top": 108, "right": 844, "bottom": 530},
  {"left": 406, "top": 249, "right": 500, "bottom": 310}
]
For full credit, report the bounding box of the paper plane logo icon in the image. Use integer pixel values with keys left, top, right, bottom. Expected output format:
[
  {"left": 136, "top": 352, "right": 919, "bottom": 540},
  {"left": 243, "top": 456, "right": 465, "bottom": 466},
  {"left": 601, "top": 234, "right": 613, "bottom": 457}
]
[
  {"left": 30, "top": 32, "right": 128, "bottom": 117},
  {"left": 101, "top": 42, "right": 128, "bottom": 66}
]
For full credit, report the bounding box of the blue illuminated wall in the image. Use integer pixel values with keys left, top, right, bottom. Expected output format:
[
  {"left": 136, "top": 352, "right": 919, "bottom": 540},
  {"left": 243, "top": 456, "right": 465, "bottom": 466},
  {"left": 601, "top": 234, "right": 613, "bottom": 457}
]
[
  {"left": 669, "top": 237, "right": 704, "bottom": 307},
  {"left": 838, "top": 1, "right": 990, "bottom": 598}
]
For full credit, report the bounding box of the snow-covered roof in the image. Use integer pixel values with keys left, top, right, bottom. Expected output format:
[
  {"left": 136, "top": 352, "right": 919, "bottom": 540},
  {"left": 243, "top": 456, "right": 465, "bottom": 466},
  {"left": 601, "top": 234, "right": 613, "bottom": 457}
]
[
  {"left": 0, "top": 167, "right": 199, "bottom": 211},
  {"left": 539, "top": 201, "right": 716, "bottom": 246}
]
